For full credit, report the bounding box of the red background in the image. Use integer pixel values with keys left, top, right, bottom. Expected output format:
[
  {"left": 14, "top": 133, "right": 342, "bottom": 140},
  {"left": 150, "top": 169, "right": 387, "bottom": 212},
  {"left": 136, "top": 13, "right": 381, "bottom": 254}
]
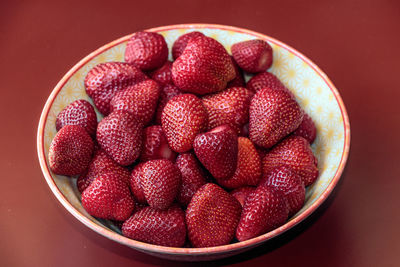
[{"left": 1, "top": 0, "right": 400, "bottom": 266}]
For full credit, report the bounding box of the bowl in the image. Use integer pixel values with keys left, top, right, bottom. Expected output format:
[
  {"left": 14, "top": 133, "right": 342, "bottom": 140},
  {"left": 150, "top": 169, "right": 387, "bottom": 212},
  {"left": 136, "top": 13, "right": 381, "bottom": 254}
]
[{"left": 37, "top": 24, "right": 350, "bottom": 261}]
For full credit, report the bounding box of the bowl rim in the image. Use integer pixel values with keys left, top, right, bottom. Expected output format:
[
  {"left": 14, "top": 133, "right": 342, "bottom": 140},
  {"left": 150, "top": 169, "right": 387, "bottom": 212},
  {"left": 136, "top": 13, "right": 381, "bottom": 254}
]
[{"left": 37, "top": 23, "right": 351, "bottom": 256}]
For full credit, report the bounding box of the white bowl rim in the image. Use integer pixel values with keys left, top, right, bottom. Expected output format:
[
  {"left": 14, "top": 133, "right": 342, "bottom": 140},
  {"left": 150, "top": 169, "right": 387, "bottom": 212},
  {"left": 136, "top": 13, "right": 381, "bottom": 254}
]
[{"left": 37, "top": 23, "right": 351, "bottom": 256}]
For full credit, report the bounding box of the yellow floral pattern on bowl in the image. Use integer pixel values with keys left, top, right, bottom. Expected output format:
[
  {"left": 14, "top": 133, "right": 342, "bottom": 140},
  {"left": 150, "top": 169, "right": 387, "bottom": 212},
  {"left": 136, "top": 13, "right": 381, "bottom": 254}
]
[{"left": 43, "top": 28, "right": 345, "bottom": 228}]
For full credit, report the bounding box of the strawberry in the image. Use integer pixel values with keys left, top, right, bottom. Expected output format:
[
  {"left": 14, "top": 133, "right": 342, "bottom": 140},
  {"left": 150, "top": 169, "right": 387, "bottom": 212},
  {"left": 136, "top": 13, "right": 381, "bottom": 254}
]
[
  {"left": 202, "top": 87, "right": 253, "bottom": 133},
  {"left": 231, "top": 39, "right": 273, "bottom": 73},
  {"left": 49, "top": 125, "right": 94, "bottom": 176},
  {"left": 56, "top": 99, "right": 97, "bottom": 137},
  {"left": 193, "top": 125, "right": 238, "bottom": 180},
  {"left": 77, "top": 149, "right": 130, "bottom": 193},
  {"left": 236, "top": 185, "right": 288, "bottom": 241},
  {"left": 249, "top": 87, "right": 304, "bottom": 148},
  {"left": 109, "top": 79, "right": 160, "bottom": 125},
  {"left": 84, "top": 62, "right": 147, "bottom": 115},
  {"left": 217, "top": 137, "right": 261, "bottom": 189},
  {"left": 230, "top": 186, "right": 256, "bottom": 208},
  {"left": 96, "top": 110, "right": 143, "bottom": 166},
  {"left": 140, "top": 159, "right": 181, "bottom": 210},
  {"left": 172, "top": 35, "right": 235, "bottom": 95},
  {"left": 124, "top": 31, "right": 168, "bottom": 71},
  {"left": 260, "top": 166, "right": 305, "bottom": 217},
  {"left": 161, "top": 94, "right": 208, "bottom": 152},
  {"left": 246, "top": 72, "right": 287, "bottom": 93},
  {"left": 122, "top": 205, "right": 186, "bottom": 247},
  {"left": 154, "top": 84, "right": 182, "bottom": 124},
  {"left": 186, "top": 183, "right": 242, "bottom": 247},
  {"left": 129, "top": 163, "right": 147, "bottom": 204},
  {"left": 140, "top": 125, "right": 176, "bottom": 162},
  {"left": 172, "top": 31, "right": 205, "bottom": 60},
  {"left": 293, "top": 113, "right": 317, "bottom": 144},
  {"left": 175, "top": 152, "right": 207, "bottom": 206},
  {"left": 81, "top": 172, "right": 135, "bottom": 221},
  {"left": 263, "top": 135, "right": 319, "bottom": 186},
  {"left": 148, "top": 60, "right": 173, "bottom": 86},
  {"left": 227, "top": 56, "right": 245, "bottom": 88}
]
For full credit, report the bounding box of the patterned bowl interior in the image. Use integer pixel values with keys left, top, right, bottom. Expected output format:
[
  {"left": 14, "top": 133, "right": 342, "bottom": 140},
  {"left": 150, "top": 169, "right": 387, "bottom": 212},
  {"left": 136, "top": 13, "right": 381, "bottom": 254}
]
[{"left": 40, "top": 26, "right": 347, "bottom": 247}]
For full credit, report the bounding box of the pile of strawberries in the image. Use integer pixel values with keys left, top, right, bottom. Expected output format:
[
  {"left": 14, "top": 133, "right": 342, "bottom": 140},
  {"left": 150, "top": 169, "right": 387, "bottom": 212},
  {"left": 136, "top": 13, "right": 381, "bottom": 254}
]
[{"left": 48, "top": 31, "right": 318, "bottom": 248}]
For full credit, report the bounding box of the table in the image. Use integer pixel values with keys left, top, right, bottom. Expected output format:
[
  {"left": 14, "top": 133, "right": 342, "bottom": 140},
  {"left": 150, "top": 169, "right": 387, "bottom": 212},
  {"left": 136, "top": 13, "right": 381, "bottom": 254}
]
[{"left": 1, "top": 0, "right": 400, "bottom": 266}]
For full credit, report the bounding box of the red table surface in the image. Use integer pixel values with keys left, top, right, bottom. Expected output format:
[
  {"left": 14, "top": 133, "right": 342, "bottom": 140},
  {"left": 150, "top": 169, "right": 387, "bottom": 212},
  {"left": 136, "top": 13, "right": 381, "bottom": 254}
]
[{"left": 1, "top": 0, "right": 400, "bottom": 266}]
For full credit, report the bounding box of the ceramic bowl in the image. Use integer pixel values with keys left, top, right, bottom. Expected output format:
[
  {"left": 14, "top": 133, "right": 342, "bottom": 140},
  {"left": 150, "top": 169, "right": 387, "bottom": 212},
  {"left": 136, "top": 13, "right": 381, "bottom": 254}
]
[{"left": 37, "top": 24, "right": 350, "bottom": 261}]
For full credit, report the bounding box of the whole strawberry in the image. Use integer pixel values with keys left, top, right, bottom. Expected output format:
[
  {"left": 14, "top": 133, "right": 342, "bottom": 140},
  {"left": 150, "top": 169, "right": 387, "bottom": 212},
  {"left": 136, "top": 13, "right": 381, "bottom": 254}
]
[
  {"left": 193, "top": 125, "right": 238, "bottom": 180},
  {"left": 161, "top": 94, "right": 208, "bottom": 153},
  {"left": 231, "top": 39, "right": 273, "bottom": 73},
  {"left": 172, "top": 35, "right": 235, "bottom": 95},
  {"left": 227, "top": 56, "right": 245, "bottom": 88},
  {"left": 140, "top": 125, "right": 176, "bottom": 162},
  {"left": 260, "top": 166, "right": 305, "bottom": 217},
  {"left": 110, "top": 79, "right": 160, "bottom": 125},
  {"left": 125, "top": 31, "right": 168, "bottom": 71},
  {"left": 49, "top": 125, "right": 94, "bottom": 176},
  {"left": 140, "top": 159, "right": 181, "bottom": 210},
  {"left": 236, "top": 185, "right": 288, "bottom": 241},
  {"left": 84, "top": 62, "right": 147, "bottom": 115},
  {"left": 175, "top": 153, "right": 207, "bottom": 206},
  {"left": 129, "top": 163, "right": 147, "bottom": 204},
  {"left": 293, "top": 113, "right": 317, "bottom": 144},
  {"left": 77, "top": 149, "right": 130, "bottom": 193},
  {"left": 186, "top": 183, "right": 242, "bottom": 247},
  {"left": 56, "top": 99, "right": 97, "bottom": 137},
  {"left": 122, "top": 205, "right": 186, "bottom": 247},
  {"left": 172, "top": 31, "right": 205, "bottom": 60},
  {"left": 154, "top": 84, "right": 182, "bottom": 124},
  {"left": 263, "top": 135, "right": 319, "bottom": 186},
  {"left": 230, "top": 186, "right": 256, "bottom": 207},
  {"left": 249, "top": 87, "right": 303, "bottom": 148},
  {"left": 217, "top": 137, "right": 261, "bottom": 189},
  {"left": 246, "top": 72, "right": 287, "bottom": 93},
  {"left": 96, "top": 110, "right": 143, "bottom": 166},
  {"left": 148, "top": 60, "right": 173, "bottom": 86},
  {"left": 81, "top": 172, "right": 135, "bottom": 221},
  {"left": 202, "top": 87, "right": 253, "bottom": 133}
]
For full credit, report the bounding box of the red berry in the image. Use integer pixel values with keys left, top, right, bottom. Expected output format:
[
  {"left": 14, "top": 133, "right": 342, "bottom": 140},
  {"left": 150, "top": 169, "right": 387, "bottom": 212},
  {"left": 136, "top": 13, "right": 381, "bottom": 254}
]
[
  {"left": 161, "top": 94, "right": 208, "bottom": 153},
  {"left": 148, "top": 60, "right": 173, "bottom": 85},
  {"left": 49, "top": 125, "right": 94, "bottom": 176},
  {"left": 140, "top": 125, "right": 176, "bottom": 162},
  {"left": 110, "top": 79, "right": 160, "bottom": 125},
  {"left": 175, "top": 152, "right": 207, "bottom": 206},
  {"left": 260, "top": 166, "right": 305, "bottom": 217},
  {"left": 193, "top": 125, "right": 238, "bottom": 180},
  {"left": 77, "top": 149, "right": 130, "bottom": 193},
  {"left": 56, "top": 99, "right": 97, "bottom": 137},
  {"left": 262, "top": 135, "right": 319, "bottom": 186},
  {"left": 140, "top": 159, "right": 181, "bottom": 210},
  {"left": 236, "top": 185, "right": 288, "bottom": 241},
  {"left": 249, "top": 87, "right": 303, "bottom": 148},
  {"left": 129, "top": 163, "right": 147, "bottom": 204},
  {"left": 293, "top": 113, "right": 317, "bottom": 144},
  {"left": 172, "top": 31, "right": 205, "bottom": 60},
  {"left": 122, "top": 205, "right": 186, "bottom": 247},
  {"left": 81, "top": 172, "right": 135, "bottom": 221},
  {"left": 186, "top": 183, "right": 242, "bottom": 247},
  {"left": 217, "top": 137, "right": 261, "bottom": 189},
  {"left": 84, "top": 62, "right": 147, "bottom": 115},
  {"left": 246, "top": 72, "right": 287, "bottom": 94},
  {"left": 232, "top": 39, "right": 273, "bottom": 73},
  {"left": 230, "top": 186, "right": 256, "bottom": 208},
  {"left": 202, "top": 87, "right": 253, "bottom": 133},
  {"left": 96, "top": 110, "right": 143, "bottom": 166},
  {"left": 172, "top": 35, "right": 235, "bottom": 95},
  {"left": 227, "top": 56, "right": 245, "bottom": 88},
  {"left": 154, "top": 84, "right": 182, "bottom": 124},
  {"left": 125, "top": 31, "right": 168, "bottom": 71}
]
